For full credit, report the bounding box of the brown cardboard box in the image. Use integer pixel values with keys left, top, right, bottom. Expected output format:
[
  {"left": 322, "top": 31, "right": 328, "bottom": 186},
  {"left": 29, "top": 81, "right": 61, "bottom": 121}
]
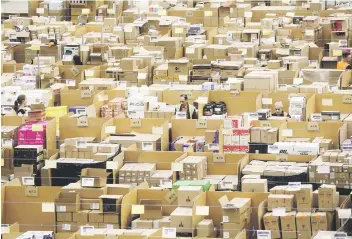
[
  {"left": 81, "top": 198, "right": 101, "bottom": 211},
  {"left": 280, "top": 211, "right": 297, "bottom": 239},
  {"left": 268, "top": 194, "right": 294, "bottom": 211},
  {"left": 318, "top": 184, "right": 337, "bottom": 211},
  {"left": 250, "top": 127, "right": 261, "bottom": 143},
  {"left": 311, "top": 212, "right": 328, "bottom": 234},
  {"left": 120, "top": 58, "right": 139, "bottom": 71},
  {"left": 168, "top": 59, "right": 189, "bottom": 76},
  {"left": 197, "top": 219, "right": 216, "bottom": 238},
  {"left": 221, "top": 220, "right": 247, "bottom": 238},
  {"left": 296, "top": 212, "right": 311, "bottom": 239},
  {"left": 57, "top": 212, "right": 73, "bottom": 222},
  {"left": 140, "top": 199, "right": 162, "bottom": 220},
  {"left": 73, "top": 210, "right": 90, "bottom": 223},
  {"left": 98, "top": 223, "right": 119, "bottom": 229},
  {"left": 89, "top": 211, "right": 104, "bottom": 223},
  {"left": 242, "top": 179, "right": 268, "bottom": 192},
  {"left": 81, "top": 168, "right": 110, "bottom": 188},
  {"left": 177, "top": 185, "right": 202, "bottom": 206},
  {"left": 103, "top": 213, "right": 120, "bottom": 224},
  {"left": 55, "top": 192, "right": 80, "bottom": 212},
  {"left": 219, "top": 196, "right": 251, "bottom": 223},
  {"left": 56, "top": 222, "right": 78, "bottom": 233},
  {"left": 153, "top": 216, "right": 171, "bottom": 228},
  {"left": 170, "top": 207, "right": 193, "bottom": 233},
  {"left": 132, "top": 218, "right": 153, "bottom": 229},
  {"left": 296, "top": 185, "right": 313, "bottom": 212},
  {"left": 263, "top": 212, "right": 281, "bottom": 239}
]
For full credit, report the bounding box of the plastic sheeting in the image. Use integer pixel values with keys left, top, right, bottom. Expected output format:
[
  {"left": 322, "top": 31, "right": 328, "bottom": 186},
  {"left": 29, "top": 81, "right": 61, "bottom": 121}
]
[{"left": 300, "top": 69, "right": 344, "bottom": 85}]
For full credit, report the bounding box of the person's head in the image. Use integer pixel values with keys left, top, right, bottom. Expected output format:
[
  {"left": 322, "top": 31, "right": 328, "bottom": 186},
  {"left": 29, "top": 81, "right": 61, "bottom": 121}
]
[
  {"left": 342, "top": 52, "right": 351, "bottom": 63},
  {"left": 274, "top": 101, "right": 284, "bottom": 114},
  {"left": 48, "top": 39, "right": 57, "bottom": 47},
  {"left": 180, "top": 94, "right": 188, "bottom": 107},
  {"left": 14, "top": 94, "right": 26, "bottom": 112},
  {"left": 73, "top": 55, "right": 82, "bottom": 65}
]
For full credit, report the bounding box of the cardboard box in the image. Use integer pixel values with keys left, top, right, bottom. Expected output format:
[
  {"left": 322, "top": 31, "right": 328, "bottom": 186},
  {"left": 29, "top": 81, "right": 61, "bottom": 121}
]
[
  {"left": 221, "top": 220, "right": 247, "bottom": 238},
  {"left": 81, "top": 168, "right": 110, "bottom": 188},
  {"left": 297, "top": 185, "right": 313, "bottom": 212},
  {"left": 73, "top": 210, "right": 90, "bottom": 223},
  {"left": 242, "top": 179, "right": 268, "bottom": 192},
  {"left": 132, "top": 218, "right": 153, "bottom": 229},
  {"left": 140, "top": 199, "right": 162, "bottom": 220},
  {"left": 263, "top": 212, "right": 281, "bottom": 239},
  {"left": 170, "top": 207, "right": 193, "bottom": 233},
  {"left": 197, "top": 219, "right": 216, "bottom": 238},
  {"left": 103, "top": 213, "right": 119, "bottom": 224},
  {"left": 153, "top": 216, "right": 171, "bottom": 229},
  {"left": 219, "top": 196, "right": 251, "bottom": 223},
  {"left": 268, "top": 194, "right": 294, "bottom": 211},
  {"left": 81, "top": 198, "right": 101, "bottom": 211},
  {"left": 55, "top": 192, "right": 80, "bottom": 213},
  {"left": 177, "top": 185, "right": 203, "bottom": 206},
  {"left": 57, "top": 212, "right": 73, "bottom": 222},
  {"left": 89, "top": 210, "right": 104, "bottom": 223},
  {"left": 318, "top": 184, "right": 337, "bottom": 211},
  {"left": 311, "top": 212, "right": 328, "bottom": 234},
  {"left": 296, "top": 212, "right": 311, "bottom": 239},
  {"left": 280, "top": 211, "right": 297, "bottom": 239}
]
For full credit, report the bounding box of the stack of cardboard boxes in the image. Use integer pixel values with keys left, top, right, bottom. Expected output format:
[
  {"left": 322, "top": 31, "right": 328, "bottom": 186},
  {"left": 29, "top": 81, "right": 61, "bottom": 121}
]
[
  {"left": 60, "top": 138, "right": 119, "bottom": 161},
  {"left": 219, "top": 195, "right": 252, "bottom": 238},
  {"left": 308, "top": 155, "right": 352, "bottom": 189},
  {"left": 178, "top": 156, "right": 207, "bottom": 180},
  {"left": 250, "top": 127, "right": 279, "bottom": 144},
  {"left": 100, "top": 97, "right": 126, "bottom": 118},
  {"left": 55, "top": 169, "right": 124, "bottom": 232},
  {"left": 264, "top": 184, "right": 338, "bottom": 239}
]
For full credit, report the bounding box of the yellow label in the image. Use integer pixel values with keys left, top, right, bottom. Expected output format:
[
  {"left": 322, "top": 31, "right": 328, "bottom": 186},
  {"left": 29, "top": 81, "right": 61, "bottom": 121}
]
[
  {"left": 307, "top": 122, "right": 319, "bottom": 131},
  {"left": 196, "top": 119, "right": 208, "bottom": 129},
  {"left": 130, "top": 119, "right": 142, "bottom": 128},
  {"left": 213, "top": 153, "right": 225, "bottom": 163},
  {"left": 31, "top": 44, "right": 41, "bottom": 51}
]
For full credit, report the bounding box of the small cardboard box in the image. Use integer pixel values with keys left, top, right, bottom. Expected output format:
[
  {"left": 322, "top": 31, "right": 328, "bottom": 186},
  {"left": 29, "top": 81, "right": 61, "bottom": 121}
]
[
  {"left": 268, "top": 194, "right": 294, "bottom": 212},
  {"left": 296, "top": 212, "right": 311, "bottom": 239},
  {"left": 318, "top": 184, "right": 337, "bottom": 211},
  {"left": 57, "top": 212, "right": 73, "bottom": 222},
  {"left": 219, "top": 195, "right": 251, "bottom": 223},
  {"left": 311, "top": 212, "right": 328, "bottom": 234},
  {"left": 263, "top": 212, "right": 281, "bottom": 239},
  {"left": 132, "top": 218, "right": 153, "bottom": 229},
  {"left": 89, "top": 210, "right": 104, "bottom": 223},
  {"left": 140, "top": 199, "right": 163, "bottom": 220},
  {"left": 280, "top": 211, "right": 297, "bottom": 239},
  {"left": 55, "top": 192, "right": 80, "bottom": 212},
  {"left": 297, "top": 185, "right": 313, "bottom": 212},
  {"left": 73, "top": 210, "right": 89, "bottom": 223},
  {"left": 170, "top": 207, "right": 193, "bottom": 233},
  {"left": 81, "top": 198, "right": 101, "bottom": 210},
  {"left": 221, "top": 220, "right": 247, "bottom": 238},
  {"left": 103, "top": 213, "right": 120, "bottom": 224},
  {"left": 197, "top": 219, "right": 216, "bottom": 238},
  {"left": 80, "top": 168, "right": 111, "bottom": 188},
  {"left": 153, "top": 216, "right": 171, "bottom": 229},
  {"left": 241, "top": 178, "right": 268, "bottom": 192},
  {"left": 177, "top": 185, "right": 203, "bottom": 206}
]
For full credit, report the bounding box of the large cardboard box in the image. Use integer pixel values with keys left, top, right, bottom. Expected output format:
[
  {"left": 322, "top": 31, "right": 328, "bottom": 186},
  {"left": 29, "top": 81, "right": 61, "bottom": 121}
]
[
  {"left": 55, "top": 192, "right": 80, "bottom": 213},
  {"left": 177, "top": 185, "right": 203, "bottom": 206},
  {"left": 219, "top": 196, "right": 251, "bottom": 223},
  {"left": 263, "top": 212, "right": 281, "bottom": 239},
  {"left": 197, "top": 219, "right": 216, "bottom": 237},
  {"left": 170, "top": 207, "right": 193, "bottom": 233},
  {"left": 81, "top": 168, "right": 110, "bottom": 188},
  {"left": 280, "top": 211, "right": 297, "bottom": 239},
  {"left": 296, "top": 212, "right": 311, "bottom": 239}
]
